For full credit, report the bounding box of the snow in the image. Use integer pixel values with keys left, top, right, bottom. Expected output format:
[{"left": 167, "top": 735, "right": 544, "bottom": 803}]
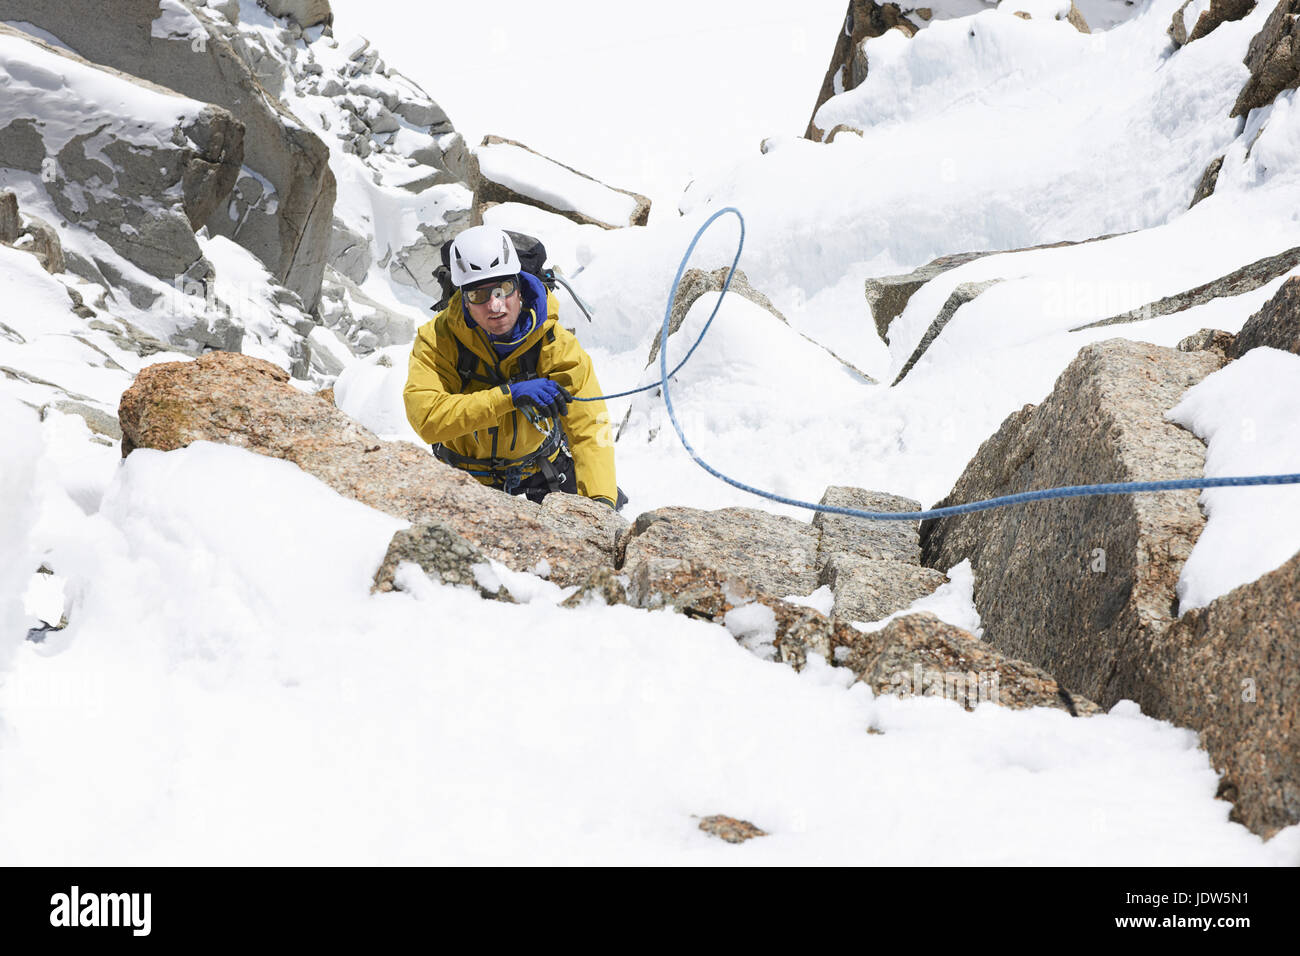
[
  {"left": 151, "top": 0, "right": 207, "bottom": 40},
  {"left": 0, "top": 441, "right": 1285, "bottom": 864},
  {"left": 0, "top": 398, "right": 42, "bottom": 671},
  {"left": 2, "top": 21, "right": 80, "bottom": 55},
  {"left": 474, "top": 141, "right": 641, "bottom": 226},
  {"left": 0, "top": 31, "right": 207, "bottom": 150},
  {"left": 1167, "top": 348, "right": 1300, "bottom": 613},
  {"left": 3, "top": 0, "right": 1300, "bottom": 864},
  {"left": 852, "top": 559, "right": 986, "bottom": 635}
]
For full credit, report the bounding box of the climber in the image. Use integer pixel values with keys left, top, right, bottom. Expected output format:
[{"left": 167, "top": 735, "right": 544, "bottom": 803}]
[{"left": 403, "top": 225, "right": 621, "bottom": 508}]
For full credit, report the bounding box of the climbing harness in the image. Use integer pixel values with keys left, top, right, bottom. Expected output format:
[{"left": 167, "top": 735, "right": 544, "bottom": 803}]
[
  {"left": 432, "top": 327, "right": 569, "bottom": 495},
  {"left": 572, "top": 206, "right": 1300, "bottom": 521}
]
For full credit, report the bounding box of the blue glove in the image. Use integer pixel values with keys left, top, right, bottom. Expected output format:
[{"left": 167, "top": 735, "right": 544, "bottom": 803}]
[{"left": 508, "top": 378, "right": 571, "bottom": 418}]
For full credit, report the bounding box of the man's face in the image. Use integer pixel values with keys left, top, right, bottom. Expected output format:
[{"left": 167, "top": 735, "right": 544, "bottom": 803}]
[{"left": 464, "top": 278, "right": 522, "bottom": 336}]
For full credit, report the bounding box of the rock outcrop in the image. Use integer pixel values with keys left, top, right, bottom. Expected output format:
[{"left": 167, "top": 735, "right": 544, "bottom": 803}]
[
  {"left": 0, "top": 1, "right": 337, "bottom": 311},
  {"left": 262, "top": 0, "right": 334, "bottom": 29},
  {"left": 0, "top": 24, "right": 243, "bottom": 290},
  {"left": 618, "top": 488, "right": 946, "bottom": 625},
  {"left": 1177, "top": 327, "right": 1236, "bottom": 358},
  {"left": 865, "top": 252, "right": 989, "bottom": 344},
  {"left": 1231, "top": 0, "right": 1300, "bottom": 117},
  {"left": 0, "top": 190, "right": 18, "bottom": 243},
  {"left": 839, "top": 613, "right": 1101, "bottom": 715},
  {"left": 892, "top": 279, "right": 1002, "bottom": 385},
  {"left": 813, "top": 487, "right": 922, "bottom": 564},
  {"left": 117, "top": 351, "right": 616, "bottom": 586},
  {"left": 1070, "top": 245, "right": 1300, "bottom": 331},
  {"left": 819, "top": 554, "right": 948, "bottom": 623},
  {"left": 371, "top": 519, "right": 510, "bottom": 601},
  {"left": 470, "top": 135, "right": 650, "bottom": 229},
  {"left": 317, "top": 267, "right": 415, "bottom": 354},
  {"left": 805, "top": 1, "right": 918, "bottom": 141},
  {"left": 920, "top": 339, "right": 1223, "bottom": 707},
  {"left": 1146, "top": 550, "right": 1300, "bottom": 837},
  {"left": 1169, "top": 0, "right": 1256, "bottom": 46},
  {"left": 611, "top": 555, "right": 1092, "bottom": 714},
  {"left": 1229, "top": 275, "right": 1300, "bottom": 357},
  {"left": 812, "top": 487, "right": 947, "bottom": 621},
  {"left": 1190, "top": 155, "right": 1224, "bottom": 207},
  {"left": 865, "top": 234, "right": 1121, "bottom": 345},
  {"left": 620, "top": 507, "right": 822, "bottom": 598}
]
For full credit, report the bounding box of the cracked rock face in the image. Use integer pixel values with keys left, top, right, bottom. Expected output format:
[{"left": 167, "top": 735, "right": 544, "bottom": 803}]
[
  {"left": 1230, "top": 275, "right": 1300, "bottom": 358},
  {"left": 0, "top": 1, "right": 336, "bottom": 311},
  {"left": 1145, "top": 550, "right": 1300, "bottom": 837},
  {"left": 1232, "top": 0, "right": 1300, "bottom": 117},
  {"left": 0, "top": 25, "right": 244, "bottom": 292},
  {"left": 920, "top": 339, "right": 1223, "bottom": 708}
]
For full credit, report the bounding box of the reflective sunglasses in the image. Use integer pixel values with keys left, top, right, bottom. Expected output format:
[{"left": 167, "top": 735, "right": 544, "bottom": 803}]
[{"left": 464, "top": 277, "right": 518, "bottom": 306}]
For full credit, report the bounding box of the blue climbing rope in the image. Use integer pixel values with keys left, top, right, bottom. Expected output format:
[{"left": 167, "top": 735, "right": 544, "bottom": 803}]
[{"left": 578, "top": 206, "right": 1300, "bottom": 521}]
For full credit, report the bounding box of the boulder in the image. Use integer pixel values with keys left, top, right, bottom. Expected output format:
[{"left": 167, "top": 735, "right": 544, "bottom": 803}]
[
  {"left": 470, "top": 135, "right": 650, "bottom": 230},
  {"left": 0, "top": 25, "right": 244, "bottom": 289},
  {"left": 1229, "top": 275, "right": 1300, "bottom": 357},
  {"left": 0, "top": 1, "right": 338, "bottom": 311},
  {"left": 920, "top": 340, "right": 1223, "bottom": 707},
  {"left": 1145, "top": 550, "right": 1300, "bottom": 837},
  {"left": 537, "top": 493, "right": 630, "bottom": 562},
  {"left": 260, "top": 0, "right": 334, "bottom": 29},
  {"left": 892, "top": 278, "right": 1003, "bottom": 385},
  {"left": 835, "top": 613, "right": 1102, "bottom": 714},
  {"left": 812, "top": 487, "right": 923, "bottom": 565},
  {"left": 818, "top": 553, "right": 948, "bottom": 623},
  {"left": 117, "top": 351, "right": 616, "bottom": 586},
  {"left": 1070, "top": 245, "right": 1300, "bottom": 331},
  {"left": 1231, "top": 0, "right": 1300, "bottom": 117},
  {"left": 1170, "top": 0, "right": 1256, "bottom": 47},
  {"left": 371, "top": 519, "right": 510, "bottom": 600},
  {"left": 621, "top": 557, "right": 1093, "bottom": 714},
  {"left": 1177, "top": 327, "right": 1236, "bottom": 358},
  {"left": 18, "top": 215, "right": 65, "bottom": 274},
  {"left": 805, "top": 1, "right": 918, "bottom": 141},
  {"left": 619, "top": 507, "right": 821, "bottom": 598},
  {"left": 697, "top": 815, "right": 767, "bottom": 843}
]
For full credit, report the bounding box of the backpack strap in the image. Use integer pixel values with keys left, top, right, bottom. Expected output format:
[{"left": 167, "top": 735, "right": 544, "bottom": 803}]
[{"left": 453, "top": 327, "right": 555, "bottom": 389}]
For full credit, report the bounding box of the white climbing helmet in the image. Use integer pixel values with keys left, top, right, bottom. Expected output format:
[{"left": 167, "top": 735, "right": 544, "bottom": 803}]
[{"left": 447, "top": 225, "right": 520, "bottom": 289}]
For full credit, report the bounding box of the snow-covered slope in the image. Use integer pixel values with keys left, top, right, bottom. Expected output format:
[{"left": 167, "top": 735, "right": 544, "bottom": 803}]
[{"left": 2, "top": 0, "right": 1299, "bottom": 864}]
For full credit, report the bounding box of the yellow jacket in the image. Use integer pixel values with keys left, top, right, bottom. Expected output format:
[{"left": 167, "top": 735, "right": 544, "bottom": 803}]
[{"left": 403, "top": 281, "right": 617, "bottom": 502}]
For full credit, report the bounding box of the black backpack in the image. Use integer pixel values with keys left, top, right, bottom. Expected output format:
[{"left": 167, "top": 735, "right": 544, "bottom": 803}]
[{"left": 432, "top": 230, "right": 555, "bottom": 312}]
